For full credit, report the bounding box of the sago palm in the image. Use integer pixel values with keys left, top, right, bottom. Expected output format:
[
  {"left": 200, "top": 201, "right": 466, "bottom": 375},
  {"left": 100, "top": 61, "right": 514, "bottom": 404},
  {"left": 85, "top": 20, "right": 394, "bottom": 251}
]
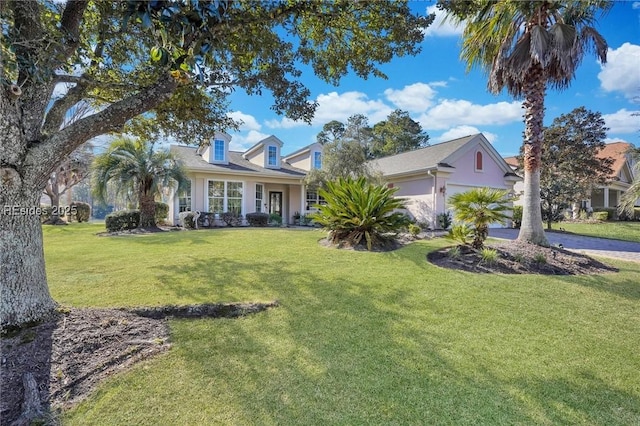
[
  {"left": 440, "top": 0, "right": 611, "bottom": 246},
  {"left": 92, "top": 137, "right": 188, "bottom": 228},
  {"left": 618, "top": 146, "right": 640, "bottom": 217},
  {"left": 312, "top": 177, "right": 409, "bottom": 250},
  {"left": 448, "top": 187, "right": 512, "bottom": 249}
]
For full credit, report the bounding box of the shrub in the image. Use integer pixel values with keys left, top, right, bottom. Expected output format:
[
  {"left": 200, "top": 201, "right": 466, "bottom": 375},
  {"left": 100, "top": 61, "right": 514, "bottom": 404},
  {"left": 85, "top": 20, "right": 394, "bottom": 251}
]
[
  {"left": 268, "top": 213, "right": 283, "bottom": 226},
  {"left": 154, "top": 202, "right": 169, "bottom": 224},
  {"left": 437, "top": 212, "right": 452, "bottom": 230},
  {"left": 408, "top": 223, "right": 421, "bottom": 237},
  {"left": 480, "top": 248, "right": 498, "bottom": 264},
  {"left": 311, "top": 177, "right": 410, "bottom": 251},
  {"left": 71, "top": 202, "right": 91, "bottom": 223},
  {"left": 246, "top": 212, "right": 269, "bottom": 227},
  {"left": 447, "top": 246, "right": 461, "bottom": 259},
  {"left": 512, "top": 205, "right": 523, "bottom": 228},
  {"left": 533, "top": 252, "right": 547, "bottom": 264},
  {"left": 179, "top": 212, "right": 196, "bottom": 229},
  {"left": 105, "top": 210, "right": 140, "bottom": 232},
  {"left": 594, "top": 207, "right": 616, "bottom": 221},
  {"left": 513, "top": 253, "right": 525, "bottom": 263},
  {"left": 446, "top": 223, "right": 474, "bottom": 246},
  {"left": 221, "top": 211, "right": 243, "bottom": 227},
  {"left": 592, "top": 211, "right": 608, "bottom": 221}
]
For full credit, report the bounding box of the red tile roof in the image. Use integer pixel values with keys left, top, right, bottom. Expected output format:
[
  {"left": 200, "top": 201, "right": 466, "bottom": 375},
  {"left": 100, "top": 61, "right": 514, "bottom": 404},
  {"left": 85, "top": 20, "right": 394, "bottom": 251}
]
[{"left": 597, "top": 141, "right": 632, "bottom": 178}]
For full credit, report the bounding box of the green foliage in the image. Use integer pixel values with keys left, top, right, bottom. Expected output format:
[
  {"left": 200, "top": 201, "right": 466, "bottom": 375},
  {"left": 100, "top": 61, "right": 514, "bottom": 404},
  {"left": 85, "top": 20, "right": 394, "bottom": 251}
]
[
  {"left": 448, "top": 187, "right": 512, "bottom": 249},
  {"left": 312, "top": 177, "right": 410, "bottom": 250},
  {"left": 619, "top": 146, "right": 640, "bottom": 217},
  {"left": 592, "top": 211, "right": 609, "bottom": 221},
  {"left": 594, "top": 207, "right": 616, "bottom": 221},
  {"left": 220, "top": 211, "right": 243, "bottom": 227},
  {"left": 105, "top": 210, "right": 140, "bottom": 232},
  {"left": 246, "top": 212, "right": 269, "bottom": 227},
  {"left": 533, "top": 253, "right": 547, "bottom": 264},
  {"left": 268, "top": 214, "right": 282, "bottom": 226},
  {"left": 512, "top": 205, "right": 523, "bottom": 228},
  {"left": 408, "top": 223, "right": 421, "bottom": 237},
  {"left": 370, "top": 109, "right": 429, "bottom": 158},
  {"left": 71, "top": 202, "right": 91, "bottom": 223},
  {"left": 437, "top": 211, "right": 452, "bottom": 230},
  {"left": 447, "top": 245, "right": 461, "bottom": 260},
  {"left": 154, "top": 202, "right": 169, "bottom": 224},
  {"left": 480, "top": 248, "right": 499, "bottom": 264},
  {"left": 92, "top": 137, "right": 188, "bottom": 229},
  {"left": 446, "top": 224, "right": 474, "bottom": 246}
]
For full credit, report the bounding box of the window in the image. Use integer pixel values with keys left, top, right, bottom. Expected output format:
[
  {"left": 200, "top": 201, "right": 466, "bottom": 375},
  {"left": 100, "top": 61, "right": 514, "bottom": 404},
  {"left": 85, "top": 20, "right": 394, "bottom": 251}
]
[
  {"left": 214, "top": 139, "right": 225, "bottom": 162},
  {"left": 306, "top": 190, "right": 326, "bottom": 211},
  {"left": 475, "top": 151, "right": 483, "bottom": 171},
  {"left": 313, "top": 151, "right": 322, "bottom": 169},
  {"left": 178, "top": 180, "right": 192, "bottom": 213},
  {"left": 255, "top": 184, "right": 263, "bottom": 212},
  {"left": 208, "top": 181, "right": 224, "bottom": 214},
  {"left": 268, "top": 145, "right": 277, "bottom": 166},
  {"left": 208, "top": 180, "right": 243, "bottom": 215}
]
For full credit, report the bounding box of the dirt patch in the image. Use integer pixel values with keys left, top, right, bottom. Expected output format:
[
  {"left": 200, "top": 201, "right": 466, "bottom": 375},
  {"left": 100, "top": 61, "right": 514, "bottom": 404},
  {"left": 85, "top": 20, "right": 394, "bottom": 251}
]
[
  {"left": 427, "top": 240, "right": 618, "bottom": 275},
  {"left": 1, "top": 302, "right": 277, "bottom": 425}
]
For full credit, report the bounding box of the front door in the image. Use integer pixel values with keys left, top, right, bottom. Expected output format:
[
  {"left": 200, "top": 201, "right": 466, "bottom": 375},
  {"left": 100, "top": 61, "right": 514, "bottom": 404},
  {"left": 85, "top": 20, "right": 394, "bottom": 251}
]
[{"left": 269, "top": 191, "right": 282, "bottom": 217}]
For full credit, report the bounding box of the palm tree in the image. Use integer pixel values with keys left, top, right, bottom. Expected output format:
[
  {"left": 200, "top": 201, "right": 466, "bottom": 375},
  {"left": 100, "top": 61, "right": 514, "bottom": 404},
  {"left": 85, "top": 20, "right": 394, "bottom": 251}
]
[
  {"left": 92, "top": 137, "right": 187, "bottom": 228},
  {"left": 618, "top": 146, "right": 640, "bottom": 217},
  {"left": 440, "top": 0, "right": 611, "bottom": 246},
  {"left": 448, "top": 187, "right": 512, "bottom": 249}
]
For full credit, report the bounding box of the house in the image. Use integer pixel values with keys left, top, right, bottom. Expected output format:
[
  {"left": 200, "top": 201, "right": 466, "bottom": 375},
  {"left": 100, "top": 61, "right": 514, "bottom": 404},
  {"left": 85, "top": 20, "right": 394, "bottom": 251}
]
[
  {"left": 369, "top": 134, "right": 520, "bottom": 228},
  {"left": 168, "top": 133, "right": 520, "bottom": 228},
  {"left": 504, "top": 141, "right": 638, "bottom": 214}
]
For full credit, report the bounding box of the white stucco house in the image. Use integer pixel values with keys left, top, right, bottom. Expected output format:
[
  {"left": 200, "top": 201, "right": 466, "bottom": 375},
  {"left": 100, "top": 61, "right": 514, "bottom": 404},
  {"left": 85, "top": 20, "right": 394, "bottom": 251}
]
[{"left": 168, "top": 133, "right": 520, "bottom": 228}]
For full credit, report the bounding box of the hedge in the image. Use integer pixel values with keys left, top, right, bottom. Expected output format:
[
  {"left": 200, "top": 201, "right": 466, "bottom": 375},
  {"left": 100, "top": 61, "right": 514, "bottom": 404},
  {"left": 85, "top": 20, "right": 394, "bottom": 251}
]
[
  {"left": 105, "top": 210, "right": 140, "bottom": 232},
  {"left": 246, "top": 212, "right": 269, "bottom": 227},
  {"left": 71, "top": 202, "right": 91, "bottom": 222},
  {"left": 155, "top": 202, "right": 169, "bottom": 224}
]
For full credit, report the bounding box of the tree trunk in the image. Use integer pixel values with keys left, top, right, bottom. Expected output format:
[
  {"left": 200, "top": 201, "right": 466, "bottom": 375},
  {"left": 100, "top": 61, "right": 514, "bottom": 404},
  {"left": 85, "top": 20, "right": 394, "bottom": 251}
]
[
  {"left": 139, "top": 192, "right": 156, "bottom": 229},
  {"left": 517, "top": 65, "right": 550, "bottom": 246},
  {"left": 1, "top": 180, "right": 57, "bottom": 328}
]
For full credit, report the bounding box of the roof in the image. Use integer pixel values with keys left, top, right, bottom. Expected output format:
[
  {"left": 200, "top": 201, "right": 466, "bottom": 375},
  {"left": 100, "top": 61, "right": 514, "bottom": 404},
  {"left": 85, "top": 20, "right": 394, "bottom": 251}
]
[
  {"left": 243, "top": 135, "right": 283, "bottom": 158},
  {"left": 369, "top": 134, "right": 479, "bottom": 176},
  {"left": 171, "top": 145, "right": 307, "bottom": 179},
  {"left": 597, "top": 141, "right": 633, "bottom": 178},
  {"left": 283, "top": 142, "right": 320, "bottom": 160},
  {"left": 503, "top": 156, "right": 519, "bottom": 168}
]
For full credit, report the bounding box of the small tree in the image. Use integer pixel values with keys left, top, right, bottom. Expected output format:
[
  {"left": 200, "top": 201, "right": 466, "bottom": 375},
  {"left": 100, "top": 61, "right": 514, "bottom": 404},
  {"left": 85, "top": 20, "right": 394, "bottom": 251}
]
[
  {"left": 619, "top": 146, "right": 640, "bottom": 217},
  {"left": 370, "top": 109, "right": 429, "bottom": 158},
  {"left": 92, "top": 138, "right": 188, "bottom": 229},
  {"left": 448, "top": 188, "right": 512, "bottom": 249},
  {"left": 312, "top": 177, "right": 410, "bottom": 251}
]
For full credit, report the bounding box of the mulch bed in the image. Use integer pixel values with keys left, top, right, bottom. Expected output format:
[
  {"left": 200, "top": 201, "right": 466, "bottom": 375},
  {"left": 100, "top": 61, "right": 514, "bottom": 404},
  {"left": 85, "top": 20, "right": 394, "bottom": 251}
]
[{"left": 1, "top": 302, "right": 277, "bottom": 425}]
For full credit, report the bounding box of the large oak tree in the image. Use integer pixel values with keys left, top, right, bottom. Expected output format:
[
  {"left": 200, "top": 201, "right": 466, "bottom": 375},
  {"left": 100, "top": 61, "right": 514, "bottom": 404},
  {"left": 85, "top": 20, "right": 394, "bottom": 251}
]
[{"left": 0, "top": 0, "right": 433, "bottom": 328}]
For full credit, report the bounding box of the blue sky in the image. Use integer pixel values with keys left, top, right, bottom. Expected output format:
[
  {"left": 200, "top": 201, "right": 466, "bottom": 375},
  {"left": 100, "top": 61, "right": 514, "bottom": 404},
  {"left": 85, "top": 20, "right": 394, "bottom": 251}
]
[{"left": 225, "top": 1, "right": 640, "bottom": 158}]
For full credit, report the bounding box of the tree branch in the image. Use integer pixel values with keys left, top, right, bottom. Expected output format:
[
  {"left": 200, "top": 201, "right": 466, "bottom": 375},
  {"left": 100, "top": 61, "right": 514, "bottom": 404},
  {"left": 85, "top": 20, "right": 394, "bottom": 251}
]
[
  {"left": 57, "top": 0, "right": 89, "bottom": 65},
  {"left": 27, "top": 73, "right": 178, "bottom": 184}
]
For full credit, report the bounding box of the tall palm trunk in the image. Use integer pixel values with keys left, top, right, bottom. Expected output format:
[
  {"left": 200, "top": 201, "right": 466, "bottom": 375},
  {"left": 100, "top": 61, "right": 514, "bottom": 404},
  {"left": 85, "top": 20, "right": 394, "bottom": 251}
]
[
  {"left": 138, "top": 186, "right": 156, "bottom": 229},
  {"left": 517, "top": 65, "right": 549, "bottom": 246}
]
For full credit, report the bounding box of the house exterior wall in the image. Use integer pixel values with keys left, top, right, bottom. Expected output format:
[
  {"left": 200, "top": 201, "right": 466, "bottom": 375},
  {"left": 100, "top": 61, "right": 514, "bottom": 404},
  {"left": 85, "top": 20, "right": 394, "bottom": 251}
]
[
  {"left": 287, "top": 152, "right": 310, "bottom": 171},
  {"left": 390, "top": 177, "right": 436, "bottom": 225}
]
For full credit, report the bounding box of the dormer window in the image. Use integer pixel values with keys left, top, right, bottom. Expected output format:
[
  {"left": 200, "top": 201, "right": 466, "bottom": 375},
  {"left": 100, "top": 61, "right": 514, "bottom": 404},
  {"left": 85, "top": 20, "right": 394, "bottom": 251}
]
[
  {"left": 313, "top": 151, "right": 322, "bottom": 169},
  {"left": 268, "top": 146, "right": 277, "bottom": 167},
  {"left": 214, "top": 139, "right": 225, "bottom": 162},
  {"left": 475, "top": 151, "right": 483, "bottom": 171}
]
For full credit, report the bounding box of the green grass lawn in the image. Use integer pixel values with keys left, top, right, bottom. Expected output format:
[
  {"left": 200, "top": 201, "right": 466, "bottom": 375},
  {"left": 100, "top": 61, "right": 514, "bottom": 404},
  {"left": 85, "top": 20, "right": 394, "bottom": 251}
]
[
  {"left": 550, "top": 221, "right": 640, "bottom": 242},
  {"left": 43, "top": 224, "right": 640, "bottom": 425}
]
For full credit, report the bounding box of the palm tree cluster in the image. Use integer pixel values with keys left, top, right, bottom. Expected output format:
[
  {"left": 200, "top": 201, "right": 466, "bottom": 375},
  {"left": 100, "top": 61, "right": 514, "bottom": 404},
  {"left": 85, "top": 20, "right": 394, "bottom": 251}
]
[{"left": 92, "top": 138, "right": 188, "bottom": 229}]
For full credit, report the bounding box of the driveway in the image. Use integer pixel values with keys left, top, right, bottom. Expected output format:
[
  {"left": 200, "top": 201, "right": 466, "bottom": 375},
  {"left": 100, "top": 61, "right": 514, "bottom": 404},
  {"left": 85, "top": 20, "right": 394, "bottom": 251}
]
[{"left": 488, "top": 228, "right": 640, "bottom": 263}]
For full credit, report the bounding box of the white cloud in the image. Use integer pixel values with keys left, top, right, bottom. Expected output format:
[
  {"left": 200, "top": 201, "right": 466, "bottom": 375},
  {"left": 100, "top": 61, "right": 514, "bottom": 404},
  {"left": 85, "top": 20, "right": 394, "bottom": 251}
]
[
  {"left": 598, "top": 43, "right": 640, "bottom": 99},
  {"left": 633, "top": 2, "right": 640, "bottom": 9},
  {"left": 227, "top": 111, "right": 261, "bottom": 131},
  {"left": 423, "top": 5, "right": 464, "bottom": 37},
  {"left": 266, "top": 91, "right": 393, "bottom": 129},
  {"left": 416, "top": 99, "right": 523, "bottom": 130},
  {"left": 384, "top": 82, "right": 439, "bottom": 112},
  {"left": 436, "top": 126, "right": 498, "bottom": 143},
  {"left": 602, "top": 109, "right": 640, "bottom": 134},
  {"left": 229, "top": 130, "right": 270, "bottom": 151}
]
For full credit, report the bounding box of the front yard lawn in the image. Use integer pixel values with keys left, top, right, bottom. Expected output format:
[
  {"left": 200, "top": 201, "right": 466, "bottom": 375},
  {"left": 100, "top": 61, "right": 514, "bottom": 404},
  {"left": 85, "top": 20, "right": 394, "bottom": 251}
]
[
  {"left": 551, "top": 221, "right": 640, "bottom": 242},
  {"left": 42, "top": 224, "right": 640, "bottom": 425}
]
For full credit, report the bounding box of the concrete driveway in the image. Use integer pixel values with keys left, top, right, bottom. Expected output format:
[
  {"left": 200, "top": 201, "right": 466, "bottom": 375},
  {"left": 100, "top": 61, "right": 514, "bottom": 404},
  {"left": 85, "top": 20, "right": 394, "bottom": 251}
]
[{"left": 488, "top": 228, "right": 640, "bottom": 263}]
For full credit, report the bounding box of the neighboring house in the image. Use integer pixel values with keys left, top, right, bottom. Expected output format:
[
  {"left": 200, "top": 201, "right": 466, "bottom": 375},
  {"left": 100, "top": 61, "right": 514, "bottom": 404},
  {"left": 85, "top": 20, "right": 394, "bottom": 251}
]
[
  {"left": 168, "top": 133, "right": 520, "bottom": 228},
  {"left": 370, "top": 134, "right": 520, "bottom": 228},
  {"left": 504, "top": 141, "right": 638, "bottom": 213}
]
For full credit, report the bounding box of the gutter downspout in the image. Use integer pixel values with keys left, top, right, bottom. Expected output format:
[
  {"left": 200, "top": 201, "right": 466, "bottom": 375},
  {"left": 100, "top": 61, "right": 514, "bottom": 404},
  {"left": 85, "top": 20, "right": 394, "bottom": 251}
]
[{"left": 428, "top": 170, "right": 437, "bottom": 229}]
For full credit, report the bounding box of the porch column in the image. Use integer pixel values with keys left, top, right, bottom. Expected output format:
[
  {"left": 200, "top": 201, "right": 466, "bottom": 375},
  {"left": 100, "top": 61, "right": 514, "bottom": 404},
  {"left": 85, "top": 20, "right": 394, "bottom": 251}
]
[
  {"left": 300, "top": 185, "right": 306, "bottom": 215},
  {"left": 604, "top": 187, "right": 610, "bottom": 208}
]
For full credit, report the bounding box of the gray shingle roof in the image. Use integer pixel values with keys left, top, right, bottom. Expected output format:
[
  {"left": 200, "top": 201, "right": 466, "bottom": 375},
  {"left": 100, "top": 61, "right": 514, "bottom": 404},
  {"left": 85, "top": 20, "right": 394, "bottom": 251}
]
[
  {"left": 370, "top": 134, "right": 478, "bottom": 176},
  {"left": 170, "top": 145, "right": 307, "bottom": 178}
]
